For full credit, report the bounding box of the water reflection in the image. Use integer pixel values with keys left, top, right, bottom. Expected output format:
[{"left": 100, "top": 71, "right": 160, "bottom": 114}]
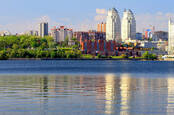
[
  {"left": 120, "top": 74, "right": 131, "bottom": 115},
  {"left": 0, "top": 75, "right": 173, "bottom": 115},
  {"left": 167, "top": 78, "right": 174, "bottom": 115},
  {"left": 105, "top": 74, "right": 115, "bottom": 114}
]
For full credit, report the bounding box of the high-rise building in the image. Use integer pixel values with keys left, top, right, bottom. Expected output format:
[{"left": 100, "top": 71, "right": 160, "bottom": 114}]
[
  {"left": 121, "top": 9, "right": 136, "bottom": 42},
  {"left": 106, "top": 8, "right": 121, "bottom": 42},
  {"left": 168, "top": 19, "right": 174, "bottom": 55},
  {"left": 39, "top": 22, "right": 48, "bottom": 37},
  {"left": 51, "top": 26, "right": 73, "bottom": 43},
  {"left": 97, "top": 22, "right": 106, "bottom": 32}
]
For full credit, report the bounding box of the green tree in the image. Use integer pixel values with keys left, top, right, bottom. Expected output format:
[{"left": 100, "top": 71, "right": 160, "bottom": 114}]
[
  {"left": 0, "top": 50, "right": 8, "bottom": 60},
  {"left": 121, "top": 54, "right": 128, "bottom": 59},
  {"left": 142, "top": 51, "right": 157, "bottom": 60}
]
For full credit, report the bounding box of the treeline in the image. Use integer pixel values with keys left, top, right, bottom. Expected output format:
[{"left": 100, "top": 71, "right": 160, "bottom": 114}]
[{"left": 0, "top": 35, "right": 81, "bottom": 59}]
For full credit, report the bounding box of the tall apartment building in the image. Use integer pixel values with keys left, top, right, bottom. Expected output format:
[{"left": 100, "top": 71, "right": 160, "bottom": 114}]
[
  {"left": 121, "top": 9, "right": 136, "bottom": 41},
  {"left": 39, "top": 22, "right": 48, "bottom": 37},
  {"left": 106, "top": 8, "right": 121, "bottom": 42},
  {"left": 97, "top": 22, "right": 106, "bottom": 32},
  {"left": 51, "top": 26, "right": 73, "bottom": 42},
  {"left": 168, "top": 19, "right": 174, "bottom": 55}
]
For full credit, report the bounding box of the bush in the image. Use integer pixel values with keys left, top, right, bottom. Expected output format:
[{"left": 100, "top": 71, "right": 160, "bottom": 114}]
[
  {"left": 50, "top": 51, "right": 56, "bottom": 58},
  {"left": 142, "top": 51, "right": 157, "bottom": 60},
  {"left": 97, "top": 54, "right": 107, "bottom": 58},
  {"left": 121, "top": 54, "right": 128, "bottom": 58},
  {"left": 0, "top": 51, "right": 8, "bottom": 60}
]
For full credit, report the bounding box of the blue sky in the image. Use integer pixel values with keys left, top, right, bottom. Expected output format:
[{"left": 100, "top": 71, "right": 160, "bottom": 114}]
[{"left": 0, "top": 0, "right": 173, "bottom": 33}]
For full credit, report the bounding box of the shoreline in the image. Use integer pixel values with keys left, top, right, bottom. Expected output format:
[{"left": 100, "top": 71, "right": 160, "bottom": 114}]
[{"left": 5, "top": 58, "right": 162, "bottom": 61}]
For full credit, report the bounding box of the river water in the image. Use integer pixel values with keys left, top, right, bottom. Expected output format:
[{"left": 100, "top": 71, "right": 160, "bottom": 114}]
[{"left": 0, "top": 60, "right": 174, "bottom": 115}]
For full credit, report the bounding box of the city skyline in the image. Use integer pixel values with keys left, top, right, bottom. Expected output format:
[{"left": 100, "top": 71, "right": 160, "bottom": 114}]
[{"left": 0, "top": 0, "right": 174, "bottom": 33}]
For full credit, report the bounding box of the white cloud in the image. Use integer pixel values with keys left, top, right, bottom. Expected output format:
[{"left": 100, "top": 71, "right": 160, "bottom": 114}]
[
  {"left": 1, "top": 11, "right": 173, "bottom": 34},
  {"left": 96, "top": 8, "right": 107, "bottom": 15},
  {"left": 94, "top": 8, "right": 107, "bottom": 22}
]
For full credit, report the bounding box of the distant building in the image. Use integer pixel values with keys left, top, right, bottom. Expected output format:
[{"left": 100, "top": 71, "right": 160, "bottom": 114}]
[
  {"left": 144, "top": 29, "right": 153, "bottom": 39},
  {"left": 168, "top": 19, "right": 174, "bottom": 55},
  {"left": 26, "top": 30, "right": 38, "bottom": 36},
  {"left": 153, "top": 31, "right": 168, "bottom": 41},
  {"left": 80, "top": 39, "right": 141, "bottom": 57},
  {"left": 73, "top": 31, "right": 106, "bottom": 42},
  {"left": 97, "top": 22, "right": 106, "bottom": 32},
  {"left": 0, "top": 31, "right": 11, "bottom": 36},
  {"left": 106, "top": 8, "right": 121, "bottom": 42},
  {"left": 39, "top": 22, "right": 48, "bottom": 37},
  {"left": 157, "top": 40, "right": 168, "bottom": 51},
  {"left": 136, "top": 33, "right": 143, "bottom": 40},
  {"left": 121, "top": 9, "right": 136, "bottom": 41},
  {"left": 143, "top": 26, "right": 155, "bottom": 40},
  {"left": 140, "top": 41, "right": 157, "bottom": 49},
  {"left": 51, "top": 26, "right": 73, "bottom": 43}
]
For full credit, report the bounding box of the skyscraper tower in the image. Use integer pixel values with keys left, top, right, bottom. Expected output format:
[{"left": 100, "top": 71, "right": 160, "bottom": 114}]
[
  {"left": 168, "top": 19, "right": 174, "bottom": 55},
  {"left": 39, "top": 22, "right": 48, "bottom": 37},
  {"left": 121, "top": 9, "right": 136, "bottom": 42},
  {"left": 106, "top": 8, "right": 121, "bottom": 42}
]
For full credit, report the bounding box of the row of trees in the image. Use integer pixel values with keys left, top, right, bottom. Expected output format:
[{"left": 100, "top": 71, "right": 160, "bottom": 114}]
[
  {"left": 0, "top": 35, "right": 158, "bottom": 60},
  {"left": 0, "top": 35, "right": 81, "bottom": 59}
]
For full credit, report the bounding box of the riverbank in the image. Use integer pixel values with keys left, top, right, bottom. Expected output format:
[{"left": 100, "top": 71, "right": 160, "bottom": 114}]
[{"left": 6, "top": 58, "right": 159, "bottom": 61}]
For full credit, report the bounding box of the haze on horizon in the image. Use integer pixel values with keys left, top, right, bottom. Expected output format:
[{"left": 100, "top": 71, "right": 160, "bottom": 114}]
[{"left": 0, "top": 0, "right": 174, "bottom": 34}]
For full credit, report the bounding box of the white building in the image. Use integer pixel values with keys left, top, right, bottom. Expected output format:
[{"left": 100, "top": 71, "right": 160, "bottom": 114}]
[
  {"left": 168, "top": 19, "right": 174, "bottom": 55},
  {"left": 51, "top": 26, "right": 73, "bottom": 43},
  {"left": 121, "top": 9, "right": 136, "bottom": 42},
  {"left": 39, "top": 22, "right": 48, "bottom": 37},
  {"left": 0, "top": 31, "right": 11, "bottom": 36},
  {"left": 140, "top": 41, "right": 157, "bottom": 49},
  {"left": 106, "top": 8, "right": 121, "bottom": 42},
  {"left": 26, "top": 30, "right": 38, "bottom": 36}
]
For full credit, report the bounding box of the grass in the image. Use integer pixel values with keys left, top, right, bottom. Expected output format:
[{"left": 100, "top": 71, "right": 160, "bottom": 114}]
[
  {"left": 81, "top": 54, "right": 94, "bottom": 59},
  {"left": 129, "top": 57, "right": 144, "bottom": 59},
  {"left": 81, "top": 54, "right": 145, "bottom": 60},
  {"left": 111, "top": 56, "right": 124, "bottom": 59}
]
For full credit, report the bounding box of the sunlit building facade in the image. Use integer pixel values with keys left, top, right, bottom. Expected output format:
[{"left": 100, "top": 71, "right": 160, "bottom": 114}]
[
  {"left": 168, "top": 19, "right": 174, "bottom": 55},
  {"left": 106, "top": 8, "right": 121, "bottom": 42},
  {"left": 121, "top": 9, "right": 136, "bottom": 42},
  {"left": 51, "top": 26, "right": 73, "bottom": 42},
  {"left": 39, "top": 22, "right": 48, "bottom": 37},
  {"left": 97, "top": 22, "right": 106, "bottom": 33}
]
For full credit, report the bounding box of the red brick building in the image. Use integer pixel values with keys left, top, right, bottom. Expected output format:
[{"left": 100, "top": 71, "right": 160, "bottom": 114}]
[{"left": 80, "top": 39, "right": 141, "bottom": 57}]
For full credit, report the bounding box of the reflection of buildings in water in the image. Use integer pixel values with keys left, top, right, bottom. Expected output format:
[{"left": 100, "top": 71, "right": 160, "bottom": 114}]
[
  {"left": 105, "top": 74, "right": 116, "bottom": 114},
  {"left": 104, "top": 74, "right": 135, "bottom": 115},
  {"left": 120, "top": 74, "right": 131, "bottom": 115},
  {"left": 167, "top": 78, "right": 174, "bottom": 114}
]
